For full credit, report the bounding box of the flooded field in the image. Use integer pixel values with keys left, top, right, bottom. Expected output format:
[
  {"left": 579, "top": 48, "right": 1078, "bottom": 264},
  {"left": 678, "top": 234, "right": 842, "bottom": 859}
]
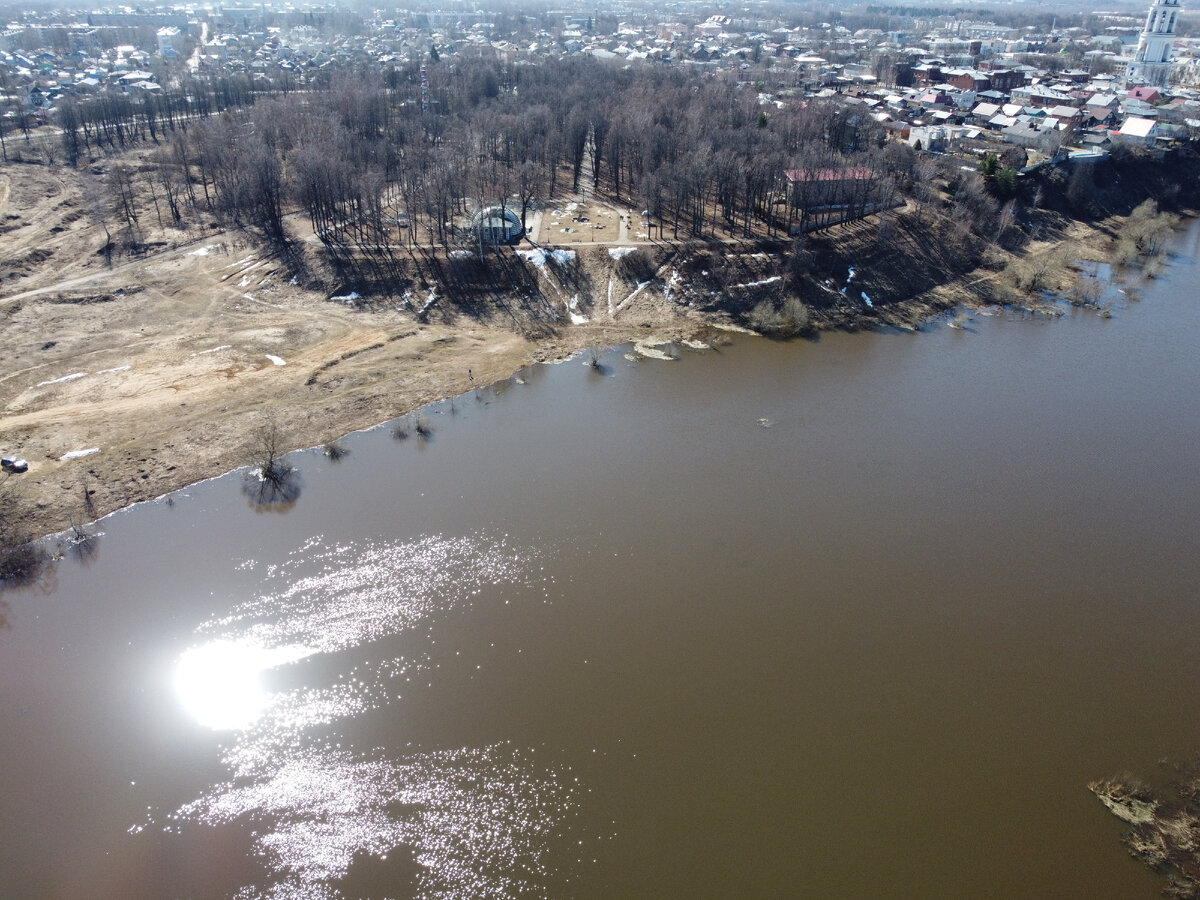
[{"left": 1, "top": 222, "right": 1199, "bottom": 899}]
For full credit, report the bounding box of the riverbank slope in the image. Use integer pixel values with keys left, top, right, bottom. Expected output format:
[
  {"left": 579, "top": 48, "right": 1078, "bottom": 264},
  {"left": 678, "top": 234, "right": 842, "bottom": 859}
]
[{"left": 0, "top": 148, "right": 1195, "bottom": 548}]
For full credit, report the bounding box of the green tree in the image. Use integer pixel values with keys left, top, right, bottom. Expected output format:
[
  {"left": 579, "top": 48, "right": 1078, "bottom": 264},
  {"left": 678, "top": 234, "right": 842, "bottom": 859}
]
[
  {"left": 978, "top": 152, "right": 1000, "bottom": 179},
  {"left": 992, "top": 165, "right": 1018, "bottom": 199}
]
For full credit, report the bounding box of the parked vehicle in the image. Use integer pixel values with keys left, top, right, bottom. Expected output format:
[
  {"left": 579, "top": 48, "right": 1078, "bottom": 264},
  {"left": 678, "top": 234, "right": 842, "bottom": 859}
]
[{"left": 1, "top": 456, "right": 29, "bottom": 473}]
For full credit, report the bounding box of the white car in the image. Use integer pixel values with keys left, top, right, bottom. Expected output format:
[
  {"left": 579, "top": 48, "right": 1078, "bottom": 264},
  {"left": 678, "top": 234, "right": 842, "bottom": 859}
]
[{"left": 1, "top": 456, "right": 29, "bottom": 473}]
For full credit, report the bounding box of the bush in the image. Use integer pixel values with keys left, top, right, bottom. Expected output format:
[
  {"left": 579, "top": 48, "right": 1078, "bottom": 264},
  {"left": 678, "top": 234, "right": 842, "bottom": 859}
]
[
  {"left": 1112, "top": 200, "right": 1175, "bottom": 269},
  {"left": 748, "top": 296, "right": 811, "bottom": 337},
  {"left": 1006, "top": 245, "right": 1072, "bottom": 294}
]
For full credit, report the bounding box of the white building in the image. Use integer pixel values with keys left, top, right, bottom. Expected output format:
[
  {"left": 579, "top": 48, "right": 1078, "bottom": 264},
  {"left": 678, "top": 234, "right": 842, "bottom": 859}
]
[
  {"left": 156, "top": 26, "right": 181, "bottom": 57},
  {"left": 1127, "top": 0, "right": 1181, "bottom": 87}
]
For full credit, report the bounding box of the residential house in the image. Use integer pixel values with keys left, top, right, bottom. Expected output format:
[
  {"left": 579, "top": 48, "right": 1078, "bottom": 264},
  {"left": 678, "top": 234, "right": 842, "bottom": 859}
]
[
  {"left": 1127, "top": 85, "right": 1162, "bottom": 104},
  {"left": 1046, "top": 104, "right": 1084, "bottom": 127},
  {"left": 1117, "top": 115, "right": 1159, "bottom": 145},
  {"left": 1086, "top": 93, "right": 1120, "bottom": 123}
]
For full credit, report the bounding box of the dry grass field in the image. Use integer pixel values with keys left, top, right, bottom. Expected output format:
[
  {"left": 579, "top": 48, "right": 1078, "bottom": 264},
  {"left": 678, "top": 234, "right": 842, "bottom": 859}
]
[{"left": 0, "top": 163, "right": 711, "bottom": 538}]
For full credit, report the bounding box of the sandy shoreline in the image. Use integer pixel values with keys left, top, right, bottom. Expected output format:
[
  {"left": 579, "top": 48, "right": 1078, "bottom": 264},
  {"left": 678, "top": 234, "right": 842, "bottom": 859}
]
[{"left": 1, "top": 229, "right": 725, "bottom": 541}]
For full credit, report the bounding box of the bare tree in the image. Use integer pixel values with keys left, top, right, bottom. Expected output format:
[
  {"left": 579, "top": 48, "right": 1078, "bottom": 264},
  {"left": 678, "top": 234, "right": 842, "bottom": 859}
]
[{"left": 242, "top": 421, "right": 301, "bottom": 508}]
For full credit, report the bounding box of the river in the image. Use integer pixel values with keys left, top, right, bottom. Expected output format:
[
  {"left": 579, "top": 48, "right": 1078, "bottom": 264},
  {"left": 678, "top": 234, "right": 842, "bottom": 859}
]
[{"left": 1, "top": 221, "right": 1198, "bottom": 899}]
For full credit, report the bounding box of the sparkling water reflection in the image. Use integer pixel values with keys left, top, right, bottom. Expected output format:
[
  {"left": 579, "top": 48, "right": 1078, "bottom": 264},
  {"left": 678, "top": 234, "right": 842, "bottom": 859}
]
[
  {"left": 174, "top": 639, "right": 314, "bottom": 731},
  {"left": 158, "top": 533, "right": 578, "bottom": 900}
]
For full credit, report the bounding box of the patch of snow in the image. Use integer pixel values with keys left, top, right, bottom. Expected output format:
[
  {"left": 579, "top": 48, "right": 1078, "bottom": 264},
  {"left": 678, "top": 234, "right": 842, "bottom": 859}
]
[
  {"left": 518, "top": 249, "right": 547, "bottom": 268},
  {"left": 97, "top": 365, "right": 131, "bottom": 374},
  {"left": 420, "top": 288, "right": 437, "bottom": 315},
  {"left": 732, "top": 275, "right": 783, "bottom": 290},
  {"left": 567, "top": 293, "right": 588, "bottom": 324},
  {"left": 237, "top": 275, "right": 252, "bottom": 287},
  {"left": 196, "top": 345, "right": 231, "bottom": 355},
  {"left": 227, "top": 256, "right": 256, "bottom": 269},
  {"left": 633, "top": 339, "right": 677, "bottom": 361},
  {"left": 663, "top": 269, "right": 683, "bottom": 303},
  {"left": 682, "top": 339, "right": 708, "bottom": 350},
  {"left": 330, "top": 291, "right": 361, "bottom": 302},
  {"left": 711, "top": 322, "right": 760, "bottom": 336},
  {"left": 265, "top": 354, "right": 286, "bottom": 366},
  {"left": 846, "top": 266, "right": 856, "bottom": 284},
  {"left": 520, "top": 248, "right": 576, "bottom": 268},
  {"left": 288, "top": 275, "right": 298, "bottom": 285},
  {"left": 861, "top": 291, "right": 873, "bottom": 308},
  {"left": 186, "top": 246, "right": 212, "bottom": 256},
  {"left": 608, "top": 247, "right": 637, "bottom": 259},
  {"left": 243, "top": 293, "right": 255, "bottom": 301},
  {"left": 36, "top": 372, "right": 86, "bottom": 387},
  {"left": 449, "top": 249, "right": 474, "bottom": 259},
  {"left": 60, "top": 447, "right": 99, "bottom": 461},
  {"left": 565, "top": 201, "right": 579, "bottom": 211}
]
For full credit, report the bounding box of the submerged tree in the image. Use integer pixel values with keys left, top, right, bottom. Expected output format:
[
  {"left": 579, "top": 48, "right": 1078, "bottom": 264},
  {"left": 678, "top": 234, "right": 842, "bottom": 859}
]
[{"left": 242, "top": 421, "right": 301, "bottom": 509}]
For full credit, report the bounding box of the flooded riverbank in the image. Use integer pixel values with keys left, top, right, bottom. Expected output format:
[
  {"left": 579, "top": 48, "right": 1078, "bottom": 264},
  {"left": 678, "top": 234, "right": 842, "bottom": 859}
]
[{"left": 1, "top": 221, "right": 1198, "bottom": 899}]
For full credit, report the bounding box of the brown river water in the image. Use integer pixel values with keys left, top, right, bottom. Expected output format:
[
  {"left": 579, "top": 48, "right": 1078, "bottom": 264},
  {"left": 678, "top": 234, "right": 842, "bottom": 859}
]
[{"left": 2, "top": 221, "right": 1199, "bottom": 899}]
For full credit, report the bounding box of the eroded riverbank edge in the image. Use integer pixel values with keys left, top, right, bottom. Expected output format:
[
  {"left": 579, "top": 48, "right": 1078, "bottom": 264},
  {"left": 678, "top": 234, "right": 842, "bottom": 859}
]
[{"left": 2, "top": 204, "right": 1187, "bottom": 548}]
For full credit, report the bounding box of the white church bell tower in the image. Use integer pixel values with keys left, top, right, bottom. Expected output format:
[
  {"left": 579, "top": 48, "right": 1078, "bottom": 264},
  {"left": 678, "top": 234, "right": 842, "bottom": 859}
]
[{"left": 1128, "top": 0, "right": 1180, "bottom": 88}]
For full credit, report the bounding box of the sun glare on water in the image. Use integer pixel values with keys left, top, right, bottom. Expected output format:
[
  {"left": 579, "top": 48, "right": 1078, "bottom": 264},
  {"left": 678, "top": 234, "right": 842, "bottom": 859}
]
[{"left": 174, "top": 639, "right": 310, "bottom": 731}]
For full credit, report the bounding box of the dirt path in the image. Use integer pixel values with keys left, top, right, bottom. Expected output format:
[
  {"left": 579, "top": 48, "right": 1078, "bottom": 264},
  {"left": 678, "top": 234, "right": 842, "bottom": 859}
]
[{"left": 0, "top": 236, "right": 224, "bottom": 305}]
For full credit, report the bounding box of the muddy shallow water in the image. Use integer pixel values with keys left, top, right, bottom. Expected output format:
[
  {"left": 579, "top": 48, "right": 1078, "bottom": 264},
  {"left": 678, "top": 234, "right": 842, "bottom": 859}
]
[{"left": 2, "top": 222, "right": 1199, "bottom": 899}]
